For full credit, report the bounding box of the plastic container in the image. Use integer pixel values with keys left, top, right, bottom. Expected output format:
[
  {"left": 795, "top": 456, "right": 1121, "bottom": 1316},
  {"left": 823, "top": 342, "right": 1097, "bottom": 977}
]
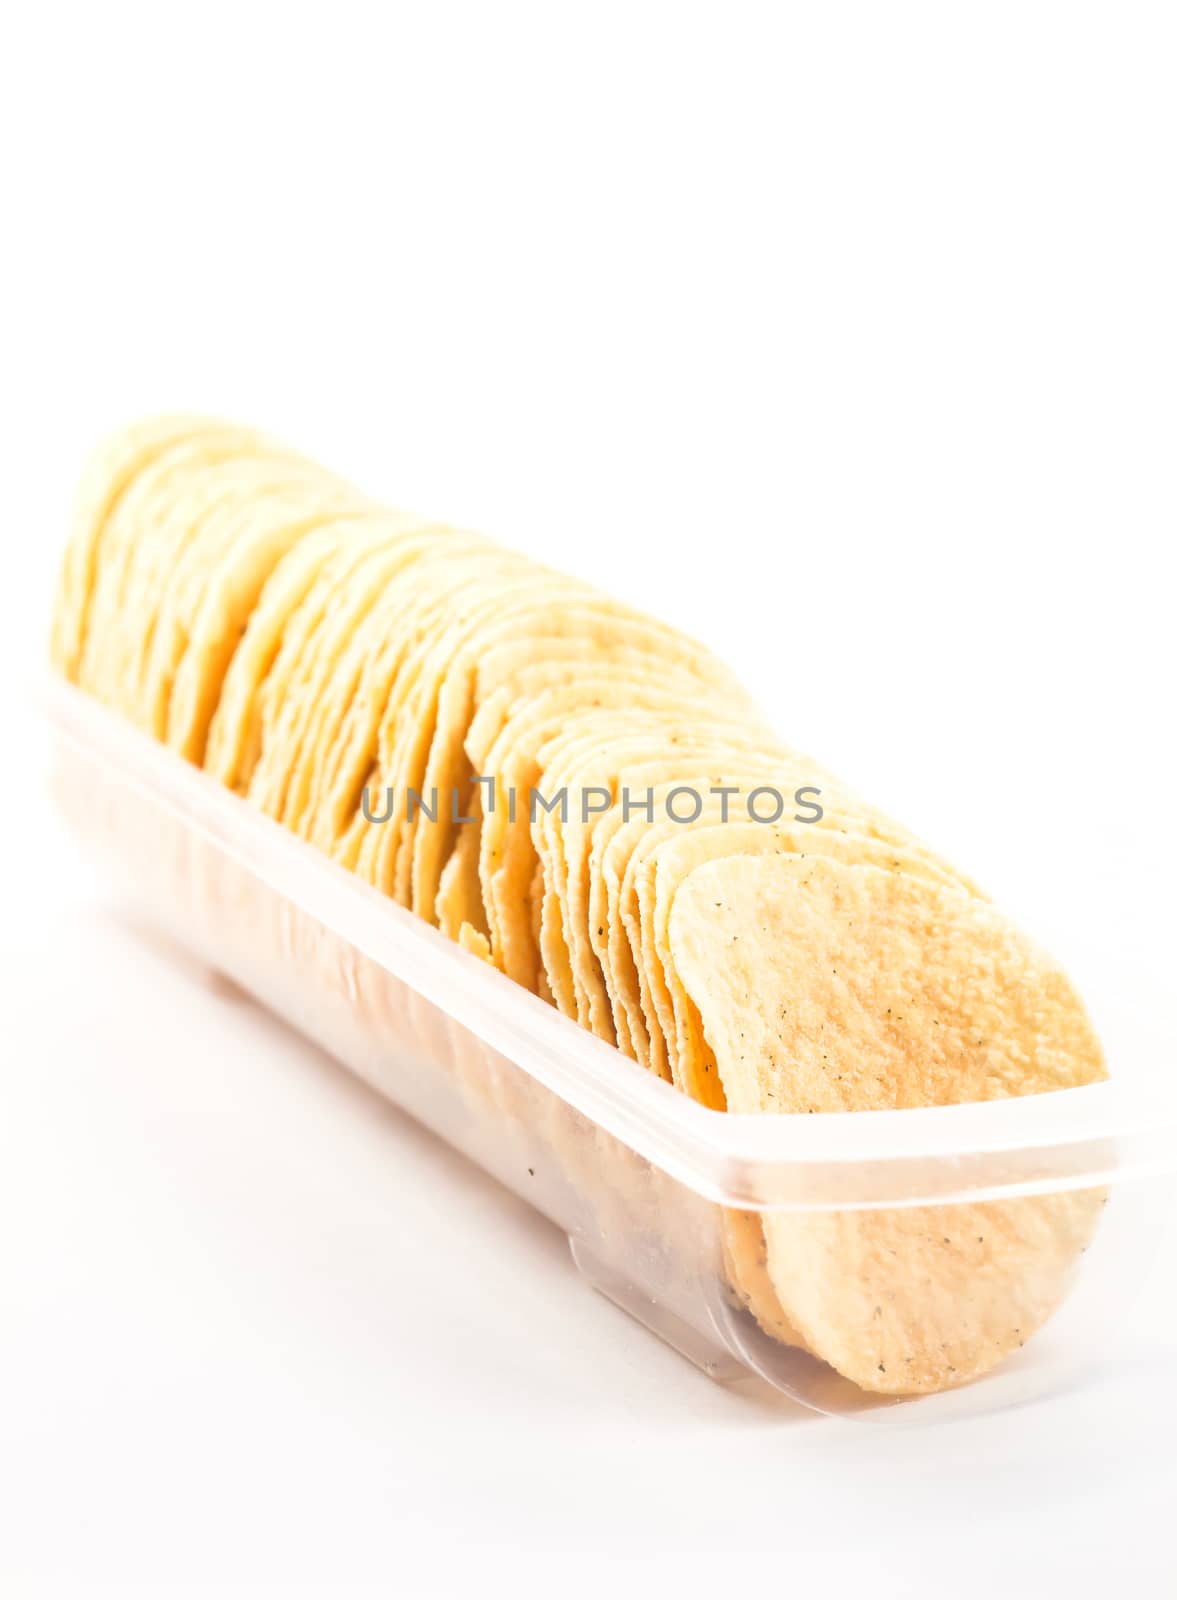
[{"left": 44, "top": 675, "right": 1177, "bottom": 1421}]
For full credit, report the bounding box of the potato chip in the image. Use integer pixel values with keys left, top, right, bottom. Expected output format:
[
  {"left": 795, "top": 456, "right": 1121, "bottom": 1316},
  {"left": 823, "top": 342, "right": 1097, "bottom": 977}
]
[
  {"left": 241, "top": 532, "right": 481, "bottom": 812},
  {"left": 328, "top": 553, "right": 550, "bottom": 885},
  {"left": 363, "top": 570, "right": 611, "bottom": 908},
  {"left": 639, "top": 807, "right": 978, "bottom": 1100},
  {"left": 427, "top": 643, "right": 705, "bottom": 943},
  {"left": 52, "top": 416, "right": 263, "bottom": 681},
  {"left": 204, "top": 516, "right": 401, "bottom": 789},
  {"left": 667, "top": 853, "right": 1106, "bottom": 1388},
  {"left": 141, "top": 470, "right": 369, "bottom": 751},
  {"left": 291, "top": 533, "right": 498, "bottom": 837},
  {"left": 530, "top": 721, "right": 788, "bottom": 1035},
  {"left": 475, "top": 687, "right": 757, "bottom": 995},
  {"left": 77, "top": 429, "right": 295, "bottom": 709},
  {"left": 411, "top": 607, "right": 752, "bottom": 930}
]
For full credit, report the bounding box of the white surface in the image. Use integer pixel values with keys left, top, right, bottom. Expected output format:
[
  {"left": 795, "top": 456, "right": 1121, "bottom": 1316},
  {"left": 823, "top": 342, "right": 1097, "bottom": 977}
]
[
  {"left": 3, "top": 3, "right": 1176, "bottom": 1594},
  {"left": 3, "top": 790, "right": 1176, "bottom": 1597}
]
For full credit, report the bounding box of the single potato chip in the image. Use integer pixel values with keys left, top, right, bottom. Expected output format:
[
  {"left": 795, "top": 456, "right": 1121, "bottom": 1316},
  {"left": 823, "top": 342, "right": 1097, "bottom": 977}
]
[{"left": 667, "top": 853, "right": 1107, "bottom": 1390}]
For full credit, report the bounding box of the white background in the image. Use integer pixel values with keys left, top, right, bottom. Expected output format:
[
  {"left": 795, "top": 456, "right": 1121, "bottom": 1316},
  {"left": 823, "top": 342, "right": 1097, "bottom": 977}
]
[{"left": 2, "top": 4, "right": 1175, "bottom": 1596}]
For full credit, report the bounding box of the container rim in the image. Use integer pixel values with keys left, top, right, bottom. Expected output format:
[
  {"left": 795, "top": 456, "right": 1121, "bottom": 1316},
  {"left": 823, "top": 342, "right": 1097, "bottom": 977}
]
[{"left": 43, "top": 674, "right": 1177, "bottom": 1209}]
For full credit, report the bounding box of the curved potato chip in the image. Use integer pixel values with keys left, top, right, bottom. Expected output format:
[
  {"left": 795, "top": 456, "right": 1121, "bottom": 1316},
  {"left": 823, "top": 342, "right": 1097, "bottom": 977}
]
[
  {"left": 668, "top": 853, "right": 1107, "bottom": 1390},
  {"left": 52, "top": 416, "right": 261, "bottom": 679}
]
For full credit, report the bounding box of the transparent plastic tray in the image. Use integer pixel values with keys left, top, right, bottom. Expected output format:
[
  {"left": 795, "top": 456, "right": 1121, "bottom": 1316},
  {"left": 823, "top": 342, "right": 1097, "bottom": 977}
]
[{"left": 44, "top": 675, "right": 1177, "bottom": 1422}]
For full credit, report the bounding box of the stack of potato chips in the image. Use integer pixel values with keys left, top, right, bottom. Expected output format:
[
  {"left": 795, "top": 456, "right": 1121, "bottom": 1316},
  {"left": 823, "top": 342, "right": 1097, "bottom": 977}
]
[{"left": 52, "top": 416, "right": 1107, "bottom": 1394}]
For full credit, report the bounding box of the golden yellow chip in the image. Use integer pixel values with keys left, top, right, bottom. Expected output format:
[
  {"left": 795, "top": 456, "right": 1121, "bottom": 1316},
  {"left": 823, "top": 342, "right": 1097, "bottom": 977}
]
[
  {"left": 332, "top": 552, "right": 547, "bottom": 888},
  {"left": 52, "top": 416, "right": 262, "bottom": 681},
  {"left": 204, "top": 516, "right": 397, "bottom": 789},
  {"left": 142, "top": 470, "right": 366, "bottom": 751},
  {"left": 245, "top": 532, "right": 486, "bottom": 822},
  {"left": 77, "top": 429, "right": 292, "bottom": 709},
  {"left": 267, "top": 532, "right": 496, "bottom": 836},
  {"left": 364, "top": 568, "right": 603, "bottom": 908},
  {"left": 667, "top": 853, "right": 1107, "bottom": 1389},
  {"left": 531, "top": 720, "right": 787, "bottom": 1035},
  {"left": 411, "top": 605, "right": 751, "bottom": 929},
  {"left": 476, "top": 688, "right": 757, "bottom": 996}
]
